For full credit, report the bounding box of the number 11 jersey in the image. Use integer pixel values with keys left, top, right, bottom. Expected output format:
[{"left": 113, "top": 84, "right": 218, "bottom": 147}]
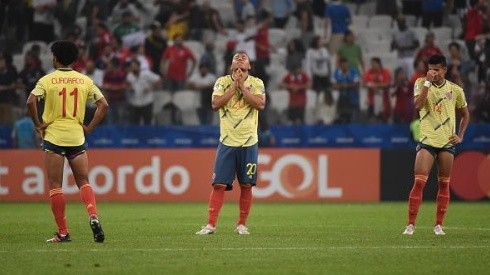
[{"left": 31, "top": 68, "right": 105, "bottom": 146}]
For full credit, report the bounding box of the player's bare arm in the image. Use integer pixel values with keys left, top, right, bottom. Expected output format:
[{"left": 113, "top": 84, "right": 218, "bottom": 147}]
[
  {"left": 26, "top": 93, "right": 50, "bottom": 138},
  {"left": 414, "top": 69, "right": 437, "bottom": 111},
  {"left": 211, "top": 83, "right": 236, "bottom": 111},
  {"left": 241, "top": 84, "right": 266, "bottom": 111},
  {"left": 82, "top": 97, "right": 109, "bottom": 135},
  {"left": 449, "top": 106, "right": 470, "bottom": 145}
]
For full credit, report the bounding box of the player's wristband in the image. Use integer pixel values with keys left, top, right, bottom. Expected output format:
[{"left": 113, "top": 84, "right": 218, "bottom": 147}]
[{"left": 423, "top": 80, "right": 431, "bottom": 88}]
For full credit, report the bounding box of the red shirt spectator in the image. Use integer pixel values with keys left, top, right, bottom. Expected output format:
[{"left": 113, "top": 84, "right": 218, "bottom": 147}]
[
  {"left": 363, "top": 58, "right": 392, "bottom": 122},
  {"left": 415, "top": 32, "right": 443, "bottom": 63},
  {"left": 161, "top": 37, "right": 196, "bottom": 81},
  {"left": 282, "top": 66, "right": 311, "bottom": 124},
  {"left": 392, "top": 68, "right": 413, "bottom": 123}
]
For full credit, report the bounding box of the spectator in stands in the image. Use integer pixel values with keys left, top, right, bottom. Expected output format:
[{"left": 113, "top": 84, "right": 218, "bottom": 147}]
[
  {"left": 363, "top": 57, "right": 392, "bottom": 123},
  {"left": 392, "top": 15, "right": 419, "bottom": 79},
  {"left": 165, "top": 0, "right": 190, "bottom": 41},
  {"left": 415, "top": 32, "right": 443, "bottom": 64},
  {"left": 80, "top": 0, "right": 110, "bottom": 26},
  {"left": 410, "top": 59, "right": 427, "bottom": 89},
  {"left": 200, "top": 42, "right": 217, "bottom": 75},
  {"left": 102, "top": 58, "right": 128, "bottom": 125},
  {"left": 463, "top": 0, "right": 485, "bottom": 61},
  {"left": 401, "top": 0, "right": 422, "bottom": 18},
  {"left": 126, "top": 45, "right": 152, "bottom": 72},
  {"left": 281, "top": 62, "right": 311, "bottom": 124},
  {"left": 11, "top": 111, "right": 39, "bottom": 149},
  {"left": 474, "top": 28, "right": 490, "bottom": 84},
  {"left": 447, "top": 41, "right": 475, "bottom": 100},
  {"left": 145, "top": 21, "right": 167, "bottom": 74},
  {"left": 94, "top": 23, "right": 115, "bottom": 59},
  {"left": 239, "top": 0, "right": 257, "bottom": 23},
  {"left": 271, "top": 0, "right": 296, "bottom": 28},
  {"left": 254, "top": 10, "right": 273, "bottom": 89},
  {"left": 53, "top": 0, "right": 79, "bottom": 39},
  {"left": 332, "top": 57, "right": 361, "bottom": 123},
  {"left": 375, "top": 0, "right": 398, "bottom": 18},
  {"left": 113, "top": 11, "right": 141, "bottom": 42},
  {"left": 160, "top": 34, "right": 196, "bottom": 92},
  {"left": 314, "top": 91, "right": 337, "bottom": 124},
  {"left": 0, "top": 53, "right": 18, "bottom": 125},
  {"left": 323, "top": 0, "right": 352, "bottom": 55},
  {"left": 421, "top": 0, "right": 444, "bottom": 28},
  {"left": 187, "top": 0, "right": 204, "bottom": 41},
  {"left": 83, "top": 59, "right": 104, "bottom": 87},
  {"left": 110, "top": 0, "right": 141, "bottom": 27},
  {"left": 305, "top": 35, "right": 331, "bottom": 96},
  {"left": 337, "top": 29, "right": 364, "bottom": 73},
  {"left": 95, "top": 44, "right": 116, "bottom": 70},
  {"left": 17, "top": 51, "right": 45, "bottom": 104},
  {"left": 285, "top": 38, "right": 306, "bottom": 72},
  {"left": 201, "top": 0, "right": 227, "bottom": 36},
  {"left": 187, "top": 63, "right": 216, "bottom": 125},
  {"left": 295, "top": 0, "right": 315, "bottom": 48},
  {"left": 31, "top": 0, "right": 56, "bottom": 42},
  {"left": 72, "top": 42, "right": 90, "bottom": 72},
  {"left": 391, "top": 67, "right": 413, "bottom": 124},
  {"left": 230, "top": 19, "right": 257, "bottom": 66},
  {"left": 126, "top": 59, "right": 162, "bottom": 125}
]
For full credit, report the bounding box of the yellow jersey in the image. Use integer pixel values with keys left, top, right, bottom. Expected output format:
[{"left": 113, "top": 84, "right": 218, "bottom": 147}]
[
  {"left": 31, "top": 68, "right": 105, "bottom": 146},
  {"left": 212, "top": 75, "right": 265, "bottom": 147},
  {"left": 414, "top": 78, "right": 467, "bottom": 148}
]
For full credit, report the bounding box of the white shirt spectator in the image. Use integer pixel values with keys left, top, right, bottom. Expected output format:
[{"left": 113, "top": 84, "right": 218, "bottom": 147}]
[
  {"left": 230, "top": 28, "right": 257, "bottom": 61},
  {"left": 188, "top": 72, "right": 217, "bottom": 90},
  {"left": 305, "top": 47, "right": 331, "bottom": 78},
  {"left": 126, "top": 70, "right": 161, "bottom": 107},
  {"left": 32, "top": 0, "right": 56, "bottom": 24}
]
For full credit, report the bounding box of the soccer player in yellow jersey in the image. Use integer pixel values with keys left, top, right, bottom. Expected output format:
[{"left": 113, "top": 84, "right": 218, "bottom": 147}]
[
  {"left": 26, "top": 41, "right": 109, "bottom": 243},
  {"left": 196, "top": 52, "right": 266, "bottom": 235},
  {"left": 403, "top": 54, "right": 470, "bottom": 236}
]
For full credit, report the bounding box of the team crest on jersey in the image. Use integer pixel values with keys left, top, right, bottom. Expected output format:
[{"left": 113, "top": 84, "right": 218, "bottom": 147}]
[
  {"left": 445, "top": 91, "right": 453, "bottom": 100},
  {"left": 213, "top": 83, "right": 222, "bottom": 92}
]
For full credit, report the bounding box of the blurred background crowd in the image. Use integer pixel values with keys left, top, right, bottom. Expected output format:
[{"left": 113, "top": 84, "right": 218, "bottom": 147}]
[{"left": 0, "top": 0, "right": 489, "bottom": 132}]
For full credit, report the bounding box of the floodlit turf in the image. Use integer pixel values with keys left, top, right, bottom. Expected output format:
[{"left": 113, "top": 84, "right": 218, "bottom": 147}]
[{"left": 0, "top": 202, "right": 488, "bottom": 274}]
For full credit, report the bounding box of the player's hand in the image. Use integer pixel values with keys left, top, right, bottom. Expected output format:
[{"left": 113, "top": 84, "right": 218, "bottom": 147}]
[
  {"left": 426, "top": 69, "right": 437, "bottom": 82},
  {"left": 449, "top": 134, "right": 463, "bottom": 145},
  {"left": 35, "top": 123, "right": 51, "bottom": 139},
  {"left": 81, "top": 124, "right": 94, "bottom": 135}
]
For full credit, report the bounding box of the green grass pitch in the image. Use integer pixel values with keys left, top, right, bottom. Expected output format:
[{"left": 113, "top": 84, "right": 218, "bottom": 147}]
[{"left": 0, "top": 202, "right": 488, "bottom": 274}]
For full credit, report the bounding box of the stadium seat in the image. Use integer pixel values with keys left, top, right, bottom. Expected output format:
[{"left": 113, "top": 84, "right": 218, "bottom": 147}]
[
  {"left": 172, "top": 90, "right": 201, "bottom": 125},
  {"left": 351, "top": 15, "right": 369, "bottom": 30},
  {"left": 404, "top": 15, "right": 418, "bottom": 27},
  {"left": 368, "top": 15, "right": 393, "bottom": 28},
  {"left": 411, "top": 27, "right": 429, "bottom": 44},
  {"left": 268, "top": 28, "right": 287, "bottom": 47},
  {"left": 153, "top": 90, "right": 173, "bottom": 114},
  {"left": 268, "top": 89, "right": 290, "bottom": 124},
  {"left": 184, "top": 40, "right": 205, "bottom": 59},
  {"left": 431, "top": 26, "right": 453, "bottom": 42},
  {"left": 304, "top": 89, "right": 318, "bottom": 124},
  {"left": 345, "top": 2, "right": 358, "bottom": 15},
  {"left": 357, "top": 1, "right": 376, "bottom": 16},
  {"left": 363, "top": 40, "right": 393, "bottom": 55}
]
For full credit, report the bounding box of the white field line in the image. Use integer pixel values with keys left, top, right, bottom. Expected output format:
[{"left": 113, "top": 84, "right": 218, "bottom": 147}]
[{"left": 1, "top": 245, "right": 489, "bottom": 253}]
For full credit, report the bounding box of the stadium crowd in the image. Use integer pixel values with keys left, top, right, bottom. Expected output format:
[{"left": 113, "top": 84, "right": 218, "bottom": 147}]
[{"left": 0, "top": 0, "right": 489, "bottom": 133}]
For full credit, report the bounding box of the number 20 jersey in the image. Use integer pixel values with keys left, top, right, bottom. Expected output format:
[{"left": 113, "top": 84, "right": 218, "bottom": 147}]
[
  {"left": 31, "top": 68, "right": 105, "bottom": 146},
  {"left": 212, "top": 75, "right": 265, "bottom": 147}
]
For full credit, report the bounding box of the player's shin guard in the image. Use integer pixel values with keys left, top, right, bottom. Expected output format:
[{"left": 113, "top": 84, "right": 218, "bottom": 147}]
[
  {"left": 79, "top": 183, "right": 98, "bottom": 217},
  {"left": 436, "top": 177, "right": 450, "bottom": 225},
  {"left": 49, "top": 188, "right": 68, "bottom": 235},
  {"left": 207, "top": 184, "right": 226, "bottom": 227},
  {"left": 408, "top": 174, "right": 428, "bottom": 225},
  {"left": 238, "top": 185, "right": 253, "bottom": 226}
]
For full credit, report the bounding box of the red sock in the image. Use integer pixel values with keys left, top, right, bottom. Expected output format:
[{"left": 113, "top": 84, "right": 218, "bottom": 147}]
[
  {"left": 49, "top": 188, "right": 68, "bottom": 235},
  {"left": 436, "top": 177, "right": 450, "bottom": 225},
  {"left": 408, "top": 174, "right": 428, "bottom": 225},
  {"left": 237, "top": 185, "right": 253, "bottom": 226},
  {"left": 80, "top": 184, "right": 98, "bottom": 217},
  {"left": 207, "top": 185, "right": 226, "bottom": 227}
]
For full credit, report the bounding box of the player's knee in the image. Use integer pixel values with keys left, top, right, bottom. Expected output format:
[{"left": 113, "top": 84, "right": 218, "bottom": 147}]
[{"left": 213, "top": 184, "right": 227, "bottom": 191}]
